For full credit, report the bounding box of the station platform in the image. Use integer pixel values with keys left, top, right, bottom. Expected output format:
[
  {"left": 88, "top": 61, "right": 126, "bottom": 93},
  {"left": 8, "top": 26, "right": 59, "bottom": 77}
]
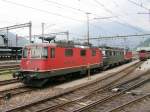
[{"left": 54, "top": 60, "right": 141, "bottom": 90}]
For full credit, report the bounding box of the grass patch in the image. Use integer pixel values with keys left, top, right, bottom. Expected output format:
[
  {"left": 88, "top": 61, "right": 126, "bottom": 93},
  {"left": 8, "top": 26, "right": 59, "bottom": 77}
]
[{"left": 0, "top": 74, "right": 13, "bottom": 81}]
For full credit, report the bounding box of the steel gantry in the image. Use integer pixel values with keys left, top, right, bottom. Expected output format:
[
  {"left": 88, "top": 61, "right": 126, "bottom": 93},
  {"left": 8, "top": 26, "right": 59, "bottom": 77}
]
[{"left": 0, "top": 22, "right": 32, "bottom": 43}]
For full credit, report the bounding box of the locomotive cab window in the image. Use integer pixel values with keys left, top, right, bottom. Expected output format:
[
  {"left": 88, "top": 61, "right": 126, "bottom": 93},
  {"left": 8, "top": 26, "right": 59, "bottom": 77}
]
[
  {"left": 31, "top": 46, "right": 48, "bottom": 59},
  {"left": 41, "top": 47, "right": 48, "bottom": 58},
  {"left": 50, "top": 48, "right": 55, "bottom": 58},
  {"left": 91, "top": 49, "right": 96, "bottom": 56},
  {"left": 23, "top": 48, "right": 27, "bottom": 58},
  {"left": 80, "top": 49, "right": 86, "bottom": 56},
  {"left": 65, "top": 49, "right": 73, "bottom": 57}
]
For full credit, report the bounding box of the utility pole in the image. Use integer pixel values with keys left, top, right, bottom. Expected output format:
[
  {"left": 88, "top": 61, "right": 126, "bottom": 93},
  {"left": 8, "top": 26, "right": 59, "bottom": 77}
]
[
  {"left": 66, "top": 31, "right": 69, "bottom": 42},
  {"left": 42, "top": 22, "right": 45, "bottom": 43},
  {"left": 16, "top": 34, "right": 18, "bottom": 47},
  {"left": 16, "top": 34, "right": 18, "bottom": 62},
  {"left": 29, "top": 21, "right": 32, "bottom": 43},
  {"left": 6, "top": 27, "right": 8, "bottom": 46},
  {"left": 86, "top": 12, "right": 90, "bottom": 45}
]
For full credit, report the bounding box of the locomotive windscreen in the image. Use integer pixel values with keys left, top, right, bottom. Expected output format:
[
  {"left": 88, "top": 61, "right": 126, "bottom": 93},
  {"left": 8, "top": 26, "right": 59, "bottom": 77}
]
[
  {"left": 23, "top": 48, "right": 27, "bottom": 58},
  {"left": 23, "top": 46, "right": 48, "bottom": 59}
]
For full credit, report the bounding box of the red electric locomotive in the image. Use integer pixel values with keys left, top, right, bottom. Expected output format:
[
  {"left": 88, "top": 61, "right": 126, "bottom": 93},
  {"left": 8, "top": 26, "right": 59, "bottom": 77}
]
[
  {"left": 124, "top": 51, "right": 132, "bottom": 63},
  {"left": 138, "top": 50, "right": 150, "bottom": 61},
  {"left": 13, "top": 43, "right": 103, "bottom": 87}
]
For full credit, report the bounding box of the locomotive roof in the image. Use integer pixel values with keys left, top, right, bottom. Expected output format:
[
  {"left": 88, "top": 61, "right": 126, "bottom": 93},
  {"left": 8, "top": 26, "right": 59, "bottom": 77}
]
[
  {"left": 24, "top": 43, "right": 99, "bottom": 49},
  {"left": 24, "top": 43, "right": 125, "bottom": 51},
  {"left": 99, "top": 46, "right": 124, "bottom": 51}
]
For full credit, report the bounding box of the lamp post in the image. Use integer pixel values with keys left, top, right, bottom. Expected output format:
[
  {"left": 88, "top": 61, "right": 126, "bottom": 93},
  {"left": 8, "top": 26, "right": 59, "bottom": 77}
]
[{"left": 86, "top": 12, "right": 90, "bottom": 45}]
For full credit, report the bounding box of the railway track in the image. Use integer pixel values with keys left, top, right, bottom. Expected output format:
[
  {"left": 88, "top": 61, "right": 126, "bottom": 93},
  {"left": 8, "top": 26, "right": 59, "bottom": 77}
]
[
  {"left": 0, "top": 69, "right": 19, "bottom": 75},
  {"left": 0, "top": 61, "right": 20, "bottom": 65},
  {"left": 0, "top": 86, "right": 33, "bottom": 100},
  {"left": 0, "top": 64, "right": 19, "bottom": 75},
  {"left": 0, "top": 79, "right": 19, "bottom": 86},
  {"left": 0, "top": 67, "right": 19, "bottom": 72},
  {"left": 0, "top": 64, "right": 19, "bottom": 69},
  {"left": 36, "top": 69, "right": 150, "bottom": 112},
  {"left": 0, "top": 64, "right": 19, "bottom": 85},
  {"left": 5, "top": 61, "right": 144, "bottom": 112},
  {"left": 71, "top": 71, "right": 150, "bottom": 112},
  {"left": 107, "top": 93, "right": 150, "bottom": 112}
]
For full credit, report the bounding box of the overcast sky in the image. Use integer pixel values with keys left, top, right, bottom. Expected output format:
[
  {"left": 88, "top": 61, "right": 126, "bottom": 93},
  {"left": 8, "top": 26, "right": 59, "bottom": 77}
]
[{"left": 0, "top": 0, "right": 150, "bottom": 37}]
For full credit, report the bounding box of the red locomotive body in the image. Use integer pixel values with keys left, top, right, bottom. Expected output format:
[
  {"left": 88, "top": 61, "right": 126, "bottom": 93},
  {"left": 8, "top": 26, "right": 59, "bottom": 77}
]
[
  {"left": 139, "top": 50, "right": 149, "bottom": 61},
  {"left": 14, "top": 43, "right": 103, "bottom": 86},
  {"left": 124, "top": 51, "right": 132, "bottom": 62}
]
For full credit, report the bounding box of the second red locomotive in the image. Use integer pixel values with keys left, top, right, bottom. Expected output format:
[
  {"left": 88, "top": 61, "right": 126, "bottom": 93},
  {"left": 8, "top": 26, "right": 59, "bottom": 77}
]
[{"left": 138, "top": 50, "right": 150, "bottom": 61}]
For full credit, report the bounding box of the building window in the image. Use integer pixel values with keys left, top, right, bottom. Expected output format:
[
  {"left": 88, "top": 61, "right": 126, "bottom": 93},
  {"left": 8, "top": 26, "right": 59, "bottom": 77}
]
[
  {"left": 92, "top": 49, "right": 96, "bottom": 56},
  {"left": 113, "top": 51, "right": 116, "bottom": 56},
  {"left": 51, "top": 48, "right": 55, "bottom": 58},
  {"left": 80, "top": 49, "right": 86, "bottom": 56},
  {"left": 65, "top": 49, "right": 73, "bottom": 57}
]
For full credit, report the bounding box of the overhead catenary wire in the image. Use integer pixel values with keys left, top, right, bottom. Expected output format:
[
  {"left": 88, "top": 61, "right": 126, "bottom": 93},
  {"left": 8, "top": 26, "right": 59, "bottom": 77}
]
[
  {"left": 93, "top": 0, "right": 144, "bottom": 33},
  {"left": 1, "top": 0, "right": 84, "bottom": 23},
  {"left": 44, "top": 0, "right": 112, "bottom": 18},
  {"left": 45, "top": 0, "right": 140, "bottom": 36},
  {"left": 1, "top": 0, "right": 147, "bottom": 39},
  {"left": 77, "top": 33, "right": 150, "bottom": 40},
  {"left": 1, "top": 0, "right": 115, "bottom": 36},
  {"left": 94, "top": 0, "right": 114, "bottom": 14},
  {"left": 128, "top": 0, "right": 150, "bottom": 22},
  {"left": 127, "top": 0, "right": 149, "bottom": 10},
  {"left": 45, "top": 0, "right": 136, "bottom": 28},
  {"left": 44, "top": 0, "right": 87, "bottom": 13}
]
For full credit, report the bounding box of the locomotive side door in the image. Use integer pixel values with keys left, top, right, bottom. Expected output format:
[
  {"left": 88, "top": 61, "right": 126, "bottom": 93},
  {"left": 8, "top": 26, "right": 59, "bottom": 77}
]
[
  {"left": 80, "top": 49, "right": 87, "bottom": 67},
  {"left": 50, "top": 47, "right": 56, "bottom": 70}
]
